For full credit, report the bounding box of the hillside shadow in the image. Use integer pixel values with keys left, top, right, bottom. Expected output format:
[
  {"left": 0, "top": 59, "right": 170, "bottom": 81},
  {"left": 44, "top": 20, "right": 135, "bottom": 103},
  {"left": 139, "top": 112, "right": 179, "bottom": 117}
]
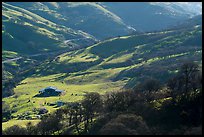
[{"left": 53, "top": 73, "right": 70, "bottom": 81}]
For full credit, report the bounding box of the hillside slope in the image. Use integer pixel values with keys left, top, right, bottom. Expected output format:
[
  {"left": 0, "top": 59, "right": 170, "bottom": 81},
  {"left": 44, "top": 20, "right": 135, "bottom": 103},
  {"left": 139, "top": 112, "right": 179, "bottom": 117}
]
[
  {"left": 32, "top": 20, "right": 202, "bottom": 82},
  {"left": 2, "top": 2, "right": 97, "bottom": 56},
  {"left": 2, "top": 2, "right": 98, "bottom": 87},
  {"left": 5, "top": 2, "right": 133, "bottom": 40},
  {"left": 3, "top": 19, "right": 201, "bottom": 125},
  {"left": 4, "top": 2, "right": 200, "bottom": 39},
  {"left": 100, "top": 2, "right": 196, "bottom": 32}
]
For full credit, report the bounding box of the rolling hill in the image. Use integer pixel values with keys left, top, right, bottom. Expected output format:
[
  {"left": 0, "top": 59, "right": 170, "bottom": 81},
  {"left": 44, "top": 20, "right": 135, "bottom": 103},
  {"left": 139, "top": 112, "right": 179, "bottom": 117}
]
[
  {"left": 2, "top": 2, "right": 98, "bottom": 87},
  {"left": 3, "top": 2, "right": 201, "bottom": 59},
  {"left": 2, "top": 2, "right": 97, "bottom": 56},
  {"left": 4, "top": 2, "right": 132, "bottom": 40},
  {"left": 2, "top": 16, "right": 202, "bottom": 128},
  {"left": 32, "top": 23, "right": 202, "bottom": 86},
  {"left": 2, "top": 2, "right": 202, "bottom": 131},
  {"left": 99, "top": 2, "right": 198, "bottom": 32},
  {"left": 4, "top": 2, "right": 200, "bottom": 40}
]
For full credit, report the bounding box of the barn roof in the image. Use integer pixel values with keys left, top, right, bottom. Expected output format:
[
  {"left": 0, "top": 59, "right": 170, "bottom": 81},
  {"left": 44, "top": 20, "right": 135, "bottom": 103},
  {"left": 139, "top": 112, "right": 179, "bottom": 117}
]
[
  {"left": 45, "top": 86, "right": 57, "bottom": 90},
  {"left": 55, "top": 89, "right": 64, "bottom": 93},
  {"left": 39, "top": 86, "right": 63, "bottom": 92}
]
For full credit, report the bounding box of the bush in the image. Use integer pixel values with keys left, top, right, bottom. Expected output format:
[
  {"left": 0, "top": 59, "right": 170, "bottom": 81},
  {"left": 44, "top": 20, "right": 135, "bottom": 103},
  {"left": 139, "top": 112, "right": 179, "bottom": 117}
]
[
  {"left": 135, "top": 78, "right": 161, "bottom": 92},
  {"left": 99, "top": 114, "right": 150, "bottom": 135},
  {"left": 36, "top": 110, "right": 63, "bottom": 135},
  {"left": 2, "top": 125, "right": 27, "bottom": 135}
]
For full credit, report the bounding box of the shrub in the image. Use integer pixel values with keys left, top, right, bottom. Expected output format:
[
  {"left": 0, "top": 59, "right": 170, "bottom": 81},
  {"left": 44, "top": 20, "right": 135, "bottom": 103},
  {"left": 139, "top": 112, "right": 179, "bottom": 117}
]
[
  {"left": 99, "top": 114, "right": 150, "bottom": 135},
  {"left": 2, "top": 125, "right": 27, "bottom": 135}
]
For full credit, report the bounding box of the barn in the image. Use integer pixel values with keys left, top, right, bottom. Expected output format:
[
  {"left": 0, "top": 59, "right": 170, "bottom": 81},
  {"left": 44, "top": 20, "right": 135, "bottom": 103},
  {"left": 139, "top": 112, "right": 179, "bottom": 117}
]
[{"left": 39, "top": 86, "right": 64, "bottom": 96}]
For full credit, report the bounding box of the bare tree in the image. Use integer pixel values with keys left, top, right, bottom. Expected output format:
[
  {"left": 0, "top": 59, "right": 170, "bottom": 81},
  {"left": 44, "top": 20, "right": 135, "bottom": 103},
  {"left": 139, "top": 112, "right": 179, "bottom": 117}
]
[{"left": 168, "top": 62, "right": 200, "bottom": 99}]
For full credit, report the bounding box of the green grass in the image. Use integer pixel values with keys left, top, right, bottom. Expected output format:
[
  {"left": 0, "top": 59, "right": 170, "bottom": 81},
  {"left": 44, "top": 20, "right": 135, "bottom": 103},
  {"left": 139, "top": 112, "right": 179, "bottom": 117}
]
[
  {"left": 3, "top": 71, "right": 126, "bottom": 125},
  {"left": 4, "top": 45, "right": 196, "bottom": 124},
  {"left": 2, "top": 119, "right": 40, "bottom": 131},
  {"left": 2, "top": 21, "right": 201, "bottom": 132},
  {"left": 104, "top": 52, "right": 133, "bottom": 64},
  {"left": 58, "top": 49, "right": 99, "bottom": 63}
]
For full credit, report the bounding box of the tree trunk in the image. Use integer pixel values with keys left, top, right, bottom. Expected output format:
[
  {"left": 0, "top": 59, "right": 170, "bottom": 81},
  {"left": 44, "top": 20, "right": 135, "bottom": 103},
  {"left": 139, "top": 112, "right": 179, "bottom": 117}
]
[{"left": 69, "top": 115, "right": 72, "bottom": 126}]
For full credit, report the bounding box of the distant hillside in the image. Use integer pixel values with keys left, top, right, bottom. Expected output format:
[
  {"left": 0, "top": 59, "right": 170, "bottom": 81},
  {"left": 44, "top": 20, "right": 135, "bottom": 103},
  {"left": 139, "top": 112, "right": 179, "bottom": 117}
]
[
  {"left": 100, "top": 2, "right": 198, "bottom": 32},
  {"left": 169, "top": 15, "right": 202, "bottom": 30},
  {"left": 2, "top": 2, "right": 97, "bottom": 55},
  {"left": 4, "top": 2, "right": 199, "bottom": 40},
  {"left": 151, "top": 2, "right": 202, "bottom": 16},
  {"left": 5, "top": 2, "right": 133, "bottom": 40}
]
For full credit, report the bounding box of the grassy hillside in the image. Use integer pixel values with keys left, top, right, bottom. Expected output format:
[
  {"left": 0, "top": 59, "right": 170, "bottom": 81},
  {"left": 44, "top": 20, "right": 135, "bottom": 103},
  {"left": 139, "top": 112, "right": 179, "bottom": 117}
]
[
  {"left": 2, "top": 21, "right": 202, "bottom": 130},
  {"left": 2, "top": 2, "right": 98, "bottom": 91},
  {"left": 34, "top": 24, "right": 201, "bottom": 79},
  {"left": 5, "top": 2, "right": 131, "bottom": 40},
  {"left": 3, "top": 2, "right": 199, "bottom": 81},
  {"left": 7, "top": 2, "right": 197, "bottom": 38},
  {"left": 2, "top": 2, "right": 96, "bottom": 55}
]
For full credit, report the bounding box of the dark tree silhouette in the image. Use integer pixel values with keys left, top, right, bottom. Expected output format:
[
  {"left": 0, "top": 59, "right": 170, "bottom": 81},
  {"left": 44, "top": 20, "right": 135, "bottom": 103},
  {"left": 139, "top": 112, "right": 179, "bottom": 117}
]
[
  {"left": 180, "top": 62, "right": 199, "bottom": 94},
  {"left": 37, "top": 109, "right": 63, "bottom": 135},
  {"left": 135, "top": 78, "right": 161, "bottom": 93},
  {"left": 99, "top": 114, "right": 150, "bottom": 135},
  {"left": 2, "top": 125, "right": 27, "bottom": 135},
  {"left": 82, "top": 92, "right": 102, "bottom": 132},
  {"left": 167, "top": 62, "right": 201, "bottom": 100}
]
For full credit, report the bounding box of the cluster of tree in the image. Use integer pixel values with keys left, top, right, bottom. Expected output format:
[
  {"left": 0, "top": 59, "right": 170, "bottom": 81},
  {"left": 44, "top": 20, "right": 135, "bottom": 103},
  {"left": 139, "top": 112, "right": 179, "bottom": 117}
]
[
  {"left": 3, "top": 62, "right": 202, "bottom": 135},
  {"left": 2, "top": 80, "right": 15, "bottom": 97},
  {"left": 2, "top": 92, "right": 102, "bottom": 135},
  {"left": 2, "top": 59, "right": 36, "bottom": 98}
]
